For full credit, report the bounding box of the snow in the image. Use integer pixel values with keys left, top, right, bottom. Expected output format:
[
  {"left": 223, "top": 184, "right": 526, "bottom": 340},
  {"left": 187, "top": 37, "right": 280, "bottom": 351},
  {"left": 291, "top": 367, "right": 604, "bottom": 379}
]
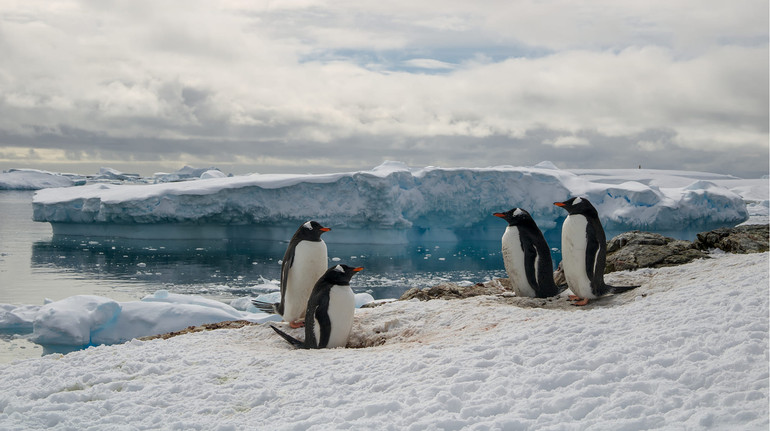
[
  {"left": 32, "top": 162, "right": 756, "bottom": 243},
  {"left": 0, "top": 252, "right": 767, "bottom": 429},
  {"left": 0, "top": 289, "right": 376, "bottom": 350}
]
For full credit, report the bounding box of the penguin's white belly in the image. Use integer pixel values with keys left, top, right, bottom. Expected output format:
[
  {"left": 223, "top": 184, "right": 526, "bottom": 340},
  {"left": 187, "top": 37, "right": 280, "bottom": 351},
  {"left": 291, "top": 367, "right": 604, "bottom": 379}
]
[
  {"left": 501, "top": 227, "right": 537, "bottom": 297},
  {"left": 283, "top": 241, "right": 328, "bottom": 322},
  {"left": 561, "top": 215, "right": 595, "bottom": 299},
  {"left": 324, "top": 285, "right": 355, "bottom": 348}
]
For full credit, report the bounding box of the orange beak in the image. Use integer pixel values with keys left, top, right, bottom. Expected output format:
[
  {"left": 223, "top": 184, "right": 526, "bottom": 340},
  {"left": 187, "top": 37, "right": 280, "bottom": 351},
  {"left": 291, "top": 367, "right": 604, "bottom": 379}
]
[
  {"left": 320, "top": 227, "right": 331, "bottom": 232},
  {"left": 553, "top": 202, "right": 566, "bottom": 207},
  {"left": 353, "top": 267, "right": 364, "bottom": 272},
  {"left": 493, "top": 213, "right": 506, "bottom": 218}
]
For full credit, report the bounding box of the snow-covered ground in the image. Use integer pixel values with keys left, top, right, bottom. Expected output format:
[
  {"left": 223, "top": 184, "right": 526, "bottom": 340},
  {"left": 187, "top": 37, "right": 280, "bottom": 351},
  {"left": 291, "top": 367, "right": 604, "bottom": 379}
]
[
  {"left": 0, "top": 252, "right": 767, "bottom": 430},
  {"left": 32, "top": 161, "right": 755, "bottom": 242}
]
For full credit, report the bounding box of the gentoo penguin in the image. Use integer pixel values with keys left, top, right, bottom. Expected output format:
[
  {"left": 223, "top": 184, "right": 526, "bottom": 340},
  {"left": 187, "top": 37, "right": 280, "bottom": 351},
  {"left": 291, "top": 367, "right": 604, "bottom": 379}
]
[
  {"left": 252, "top": 221, "right": 330, "bottom": 327},
  {"left": 271, "top": 264, "right": 363, "bottom": 349},
  {"left": 554, "top": 197, "right": 638, "bottom": 305},
  {"left": 493, "top": 208, "right": 561, "bottom": 298}
]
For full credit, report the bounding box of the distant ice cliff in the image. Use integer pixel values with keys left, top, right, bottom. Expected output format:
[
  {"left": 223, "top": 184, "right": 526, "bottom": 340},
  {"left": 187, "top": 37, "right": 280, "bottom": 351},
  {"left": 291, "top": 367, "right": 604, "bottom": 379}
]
[{"left": 32, "top": 161, "right": 750, "bottom": 243}]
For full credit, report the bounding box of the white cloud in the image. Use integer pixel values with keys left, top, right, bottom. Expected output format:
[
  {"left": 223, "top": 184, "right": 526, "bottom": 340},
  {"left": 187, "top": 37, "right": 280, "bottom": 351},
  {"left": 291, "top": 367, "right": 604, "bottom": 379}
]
[
  {"left": 543, "top": 136, "right": 590, "bottom": 148},
  {"left": 0, "top": 0, "right": 766, "bottom": 177}
]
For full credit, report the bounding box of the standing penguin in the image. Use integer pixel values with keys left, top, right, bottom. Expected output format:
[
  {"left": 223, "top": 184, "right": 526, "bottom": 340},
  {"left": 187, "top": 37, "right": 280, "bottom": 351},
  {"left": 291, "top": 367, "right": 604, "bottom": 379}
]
[
  {"left": 554, "top": 197, "right": 638, "bottom": 305},
  {"left": 271, "top": 264, "right": 363, "bottom": 349},
  {"left": 493, "top": 208, "right": 561, "bottom": 298},
  {"left": 252, "top": 221, "right": 330, "bottom": 327}
]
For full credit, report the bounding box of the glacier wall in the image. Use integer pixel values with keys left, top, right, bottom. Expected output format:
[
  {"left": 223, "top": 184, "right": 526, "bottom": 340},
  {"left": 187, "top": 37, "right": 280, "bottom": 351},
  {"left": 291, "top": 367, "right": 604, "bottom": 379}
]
[{"left": 32, "top": 161, "right": 749, "bottom": 243}]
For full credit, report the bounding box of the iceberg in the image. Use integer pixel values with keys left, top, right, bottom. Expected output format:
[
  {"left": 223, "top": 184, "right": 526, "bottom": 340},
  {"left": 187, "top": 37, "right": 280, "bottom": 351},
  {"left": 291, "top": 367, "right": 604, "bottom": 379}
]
[
  {"left": 32, "top": 161, "right": 750, "bottom": 243},
  {"left": 153, "top": 165, "right": 225, "bottom": 183},
  {"left": 0, "top": 169, "right": 81, "bottom": 190}
]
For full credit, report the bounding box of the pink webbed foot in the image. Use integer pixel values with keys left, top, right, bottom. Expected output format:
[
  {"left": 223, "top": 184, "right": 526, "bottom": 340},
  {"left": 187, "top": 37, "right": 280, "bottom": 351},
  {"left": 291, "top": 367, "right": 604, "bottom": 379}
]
[{"left": 570, "top": 297, "right": 590, "bottom": 306}]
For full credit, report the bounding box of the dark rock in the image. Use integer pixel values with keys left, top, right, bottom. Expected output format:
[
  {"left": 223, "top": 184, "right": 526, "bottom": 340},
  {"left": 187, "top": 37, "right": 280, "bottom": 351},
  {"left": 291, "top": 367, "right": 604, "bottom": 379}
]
[
  {"left": 605, "top": 231, "right": 709, "bottom": 273},
  {"left": 693, "top": 225, "right": 769, "bottom": 253},
  {"left": 399, "top": 280, "right": 508, "bottom": 301}
]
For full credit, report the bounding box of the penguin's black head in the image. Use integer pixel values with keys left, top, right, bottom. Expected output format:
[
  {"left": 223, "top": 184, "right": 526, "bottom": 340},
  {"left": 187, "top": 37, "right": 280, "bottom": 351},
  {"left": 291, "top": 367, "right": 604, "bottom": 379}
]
[
  {"left": 553, "top": 197, "right": 598, "bottom": 216},
  {"left": 324, "top": 264, "right": 364, "bottom": 285},
  {"left": 296, "top": 220, "right": 331, "bottom": 241},
  {"left": 493, "top": 208, "right": 534, "bottom": 227}
]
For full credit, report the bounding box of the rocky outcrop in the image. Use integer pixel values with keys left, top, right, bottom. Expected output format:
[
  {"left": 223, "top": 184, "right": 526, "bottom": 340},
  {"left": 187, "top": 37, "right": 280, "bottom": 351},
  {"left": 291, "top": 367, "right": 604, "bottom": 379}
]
[
  {"left": 605, "top": 231, "right": 709, "bottom": 273},
  {"left": 693, "top": 225, "right": 769, "bottom": 253},
  {"left": 399, "top": 279, "right": 509, "bottom": 301},
  {"left": 605, "top": 225, "right": 769, "bottom": 272}
]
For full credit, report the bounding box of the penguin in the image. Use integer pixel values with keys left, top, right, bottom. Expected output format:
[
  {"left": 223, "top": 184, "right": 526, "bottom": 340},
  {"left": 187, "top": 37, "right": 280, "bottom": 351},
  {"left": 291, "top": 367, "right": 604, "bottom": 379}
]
[
  {"left": 252, "top": 221, "right": 330, "bottom": 328},
  {"left": 271, "top": 264, "right": 363, "bottom": 349},
  {"left": 554, "top": 197, "right": 638, "bottom": 305},
  {"left": 493, "top": 208, "right": 562, "bottom": 298}
]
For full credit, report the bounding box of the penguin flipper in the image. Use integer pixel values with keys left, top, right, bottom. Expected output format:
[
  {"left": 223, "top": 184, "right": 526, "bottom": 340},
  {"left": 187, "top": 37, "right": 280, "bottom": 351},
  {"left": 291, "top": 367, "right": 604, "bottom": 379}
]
[
  {"left": 270, "top": 325, "right": 307, "bottom": 349},
  {"left": 278, "top": 243, "right": 297, "bottom": 315},
  {"left": 251, "top": 300, "right": 279, "bottom": 315}
]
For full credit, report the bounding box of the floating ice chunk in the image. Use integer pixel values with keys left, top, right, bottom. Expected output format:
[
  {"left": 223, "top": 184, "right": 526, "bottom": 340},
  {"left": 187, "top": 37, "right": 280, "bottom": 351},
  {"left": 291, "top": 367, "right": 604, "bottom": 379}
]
[
  {"left": 200, "top": 170, "right": 226, "bottom": 179},
  {"left": 0, "top": 169, "right": 77, "bottom": 190},
  {"left": 30, "top": 295, "right": 121, "bottom": 347},
  {"left": 354, "top": 293, "right": 375, "bottom": 308},
  {"left": 0, "top": 304, "right": 41, "bottom": 331}
]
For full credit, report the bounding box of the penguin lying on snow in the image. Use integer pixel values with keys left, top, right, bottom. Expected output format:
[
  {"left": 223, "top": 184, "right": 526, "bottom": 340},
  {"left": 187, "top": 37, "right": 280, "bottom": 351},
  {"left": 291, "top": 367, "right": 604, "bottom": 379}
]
[
  {"left": 493, "top": 208, "right": 563, "bottom": 298},
  {"left": 252, "top": 220, "right": 330, "bottom": 328},
  {"left": 271, "top": 264, "right": 363, "bottom": 349},
  {"left": 554, "top": 197, "right": 639, "bottom": 306}
]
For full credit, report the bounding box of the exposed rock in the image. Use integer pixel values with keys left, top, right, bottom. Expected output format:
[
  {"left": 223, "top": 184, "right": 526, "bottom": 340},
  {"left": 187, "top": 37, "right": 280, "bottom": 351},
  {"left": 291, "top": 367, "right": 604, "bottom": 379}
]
[
  {"left": 399, "top": 279, "right": 509, "bottom": 301},
  {"left": 605, "top": 231, "right": 709, "bottom": 273},
  {"left": 693, "top": 225, "right": 769, "bottom": 253},
  {"left": 139, "top": 320, "right": 257, "bottom": 341},
  {"left": 553, "top": 262, "right": 566, "bottom": 287}
]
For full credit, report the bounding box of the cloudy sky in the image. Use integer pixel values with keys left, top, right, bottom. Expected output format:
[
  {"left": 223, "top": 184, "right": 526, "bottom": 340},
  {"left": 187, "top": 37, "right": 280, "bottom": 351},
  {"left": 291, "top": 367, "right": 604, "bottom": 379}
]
[{"left": 0, "top": 0, "right": 767, "bottom": 177}]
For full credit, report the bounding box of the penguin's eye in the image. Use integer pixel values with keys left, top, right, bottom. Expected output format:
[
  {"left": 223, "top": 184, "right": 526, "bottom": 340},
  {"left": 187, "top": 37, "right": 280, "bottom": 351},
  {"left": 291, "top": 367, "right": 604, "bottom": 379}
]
[{"left": 303, "top": 221, "right": 313, "bottom": 230}]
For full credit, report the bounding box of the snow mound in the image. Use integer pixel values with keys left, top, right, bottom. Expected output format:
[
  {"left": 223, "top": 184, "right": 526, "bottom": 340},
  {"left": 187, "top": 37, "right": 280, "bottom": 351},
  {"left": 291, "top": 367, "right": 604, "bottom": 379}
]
[
  {"left": 1, "top": 289, "right": 376, "bottom": 349},
  {"left": 31, "top": 162, "right": 750, "bottom": 242},
  {"left": 0, "top": 252, "right": 766, "bottom": 429}
]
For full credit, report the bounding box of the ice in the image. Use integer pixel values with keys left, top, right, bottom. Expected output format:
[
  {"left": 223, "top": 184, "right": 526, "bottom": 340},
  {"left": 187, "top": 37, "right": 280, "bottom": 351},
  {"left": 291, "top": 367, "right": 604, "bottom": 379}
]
[
  {"left": 0, "top": 288, "right": 376, "bottom": 350},
  {"left": 94, "top": 167, "right": 141, "bottom": 181},
  {"left": 0, "top": 252, "right": 766, "bottom": 429},
  {"left": 153, "top": 165, "right": 225, "bottom": 183},
  {"left": 32, "top": 162, "right": 754, "bottom": 243},
  {"left": 0, "top": 169, "right": 80, "bottom": 190}
]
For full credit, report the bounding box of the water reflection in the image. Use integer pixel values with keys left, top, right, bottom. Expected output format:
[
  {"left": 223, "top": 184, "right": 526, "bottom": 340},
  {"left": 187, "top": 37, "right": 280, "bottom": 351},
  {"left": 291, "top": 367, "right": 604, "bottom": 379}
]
[{"left": 31, "top": 235, "right": 532, "bottom": 300}]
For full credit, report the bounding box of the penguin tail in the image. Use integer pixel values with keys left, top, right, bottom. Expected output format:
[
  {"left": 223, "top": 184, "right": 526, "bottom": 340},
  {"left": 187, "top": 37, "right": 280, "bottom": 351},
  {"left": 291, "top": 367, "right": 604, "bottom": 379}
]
[
  {"left": 607, "top": 284, "right": 640, "bottom": 295},
  {"left": 270, "top": 325, "right": 306, "bottom": 349},
  {"left": 252, "top": 300, "right": 279, "bottom": 315}
]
